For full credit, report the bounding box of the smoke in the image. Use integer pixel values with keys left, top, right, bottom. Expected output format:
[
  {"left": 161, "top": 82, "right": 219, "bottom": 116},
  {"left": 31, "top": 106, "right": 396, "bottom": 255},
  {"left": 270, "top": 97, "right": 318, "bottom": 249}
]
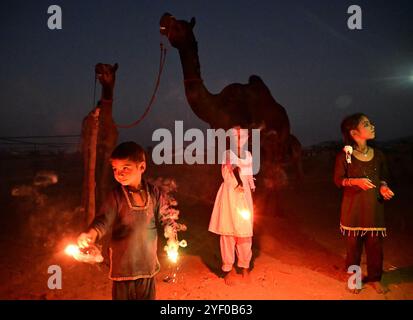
[
  {"left": 9, "top": 169, "right": 83, "bottom": 248},
  {"left": 24, "top": 204, "right": 84, "bottom": 249}
]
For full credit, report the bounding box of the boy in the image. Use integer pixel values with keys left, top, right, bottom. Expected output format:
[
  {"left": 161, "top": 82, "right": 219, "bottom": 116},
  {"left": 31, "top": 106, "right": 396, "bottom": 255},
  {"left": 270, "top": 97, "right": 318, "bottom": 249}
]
[{"left": 77, "top": 141, "right": 176, "bottom": 300}]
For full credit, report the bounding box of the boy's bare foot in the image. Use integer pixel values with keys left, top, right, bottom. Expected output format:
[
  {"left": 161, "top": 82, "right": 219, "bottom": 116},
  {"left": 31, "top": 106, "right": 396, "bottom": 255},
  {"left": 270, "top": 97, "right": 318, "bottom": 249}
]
[
  {"left": 369, "top": 281, "right": 388, "bottom": 294},
  {"left": 345, "top": 282, "right": 362, "bottom": 294},
  {"left": 224, "top": 269, "right": 237, "bottom": 286},
  {"left": 242, "top": 268, "right": 251, "bottom": 283}
]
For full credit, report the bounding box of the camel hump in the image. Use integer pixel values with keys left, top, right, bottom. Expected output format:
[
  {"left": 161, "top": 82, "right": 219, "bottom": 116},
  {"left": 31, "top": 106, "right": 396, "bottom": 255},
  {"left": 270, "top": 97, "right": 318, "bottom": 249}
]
[
  {"left": 248, "top": 75, "right": 272, "bottom": 95},
  {"left": 248, "top": 75, "right": 270, "bottom": 92},
  {"left": 248, "top": 75, "right": 264, "bottom": 85}
]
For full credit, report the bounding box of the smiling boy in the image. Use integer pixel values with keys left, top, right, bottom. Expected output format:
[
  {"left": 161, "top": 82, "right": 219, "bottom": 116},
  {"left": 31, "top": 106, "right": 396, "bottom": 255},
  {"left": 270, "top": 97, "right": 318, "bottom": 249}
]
[{"left": 77, "top": 141, "right": 176, "bottom": 300}]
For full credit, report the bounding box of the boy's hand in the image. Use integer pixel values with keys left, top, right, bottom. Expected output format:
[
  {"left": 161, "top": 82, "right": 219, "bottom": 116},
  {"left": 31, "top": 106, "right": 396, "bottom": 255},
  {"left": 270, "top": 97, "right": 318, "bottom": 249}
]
[
  {"left": 77, "top": 229, "right": 98, "bottom": 249},
  {"left": 353, "top": 178, "right": 376, "bottom": 190},
  {"left": 380, "top": 185, "right": 395, "bottom": 200}
]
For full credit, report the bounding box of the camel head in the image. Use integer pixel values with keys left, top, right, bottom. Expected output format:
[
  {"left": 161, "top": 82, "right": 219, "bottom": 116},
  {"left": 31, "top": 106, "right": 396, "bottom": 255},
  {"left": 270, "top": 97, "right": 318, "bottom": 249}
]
[
  {"left": 160, "top": 13, "right": 196, "bottom": 49},
  {"left": 95, "top": 63, "right": 118, "bottom": 88}
]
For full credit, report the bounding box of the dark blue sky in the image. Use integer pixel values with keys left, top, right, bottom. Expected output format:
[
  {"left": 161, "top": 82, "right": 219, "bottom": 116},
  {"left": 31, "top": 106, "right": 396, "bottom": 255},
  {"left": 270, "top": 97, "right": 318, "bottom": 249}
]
[{"left": 1, "top": 0, "right": 412, "bottom": 148}]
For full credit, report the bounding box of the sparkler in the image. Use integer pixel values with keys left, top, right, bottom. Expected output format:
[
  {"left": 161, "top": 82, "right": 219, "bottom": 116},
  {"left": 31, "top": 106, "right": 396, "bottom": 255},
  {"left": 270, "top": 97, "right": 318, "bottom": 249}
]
[
  {"left": 164, "top": 224, "right": 187, "bottom": 263},
  {"left": 163, "top": 231, "right": 187, "bottom": 284},
  {"left": 162, "top": 217, "right": 187, "bottom": 284},
  {"left": 65, "top": 244, "right": 80, "bottom": 256},
  {"left": 64, "top": 243, "right": 103, "bottom": 264},
  {"left": 237, "top": 191, "right": 252, "bottom": 221},
  {"left": 238, "top": 208, "right": 251, "bottom": 220},
  {"left": 165, "top": 238, "right": 188, "bottom": 263},
  {"left": 148, "top": 177, "right": 187, "bottom": 283}
]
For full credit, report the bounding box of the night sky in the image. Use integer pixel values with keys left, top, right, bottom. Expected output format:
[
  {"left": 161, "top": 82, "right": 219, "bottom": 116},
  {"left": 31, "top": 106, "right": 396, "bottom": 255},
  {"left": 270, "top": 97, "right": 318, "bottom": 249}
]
[{"left": 1, "top": 0, "right": 412, "bottom": 149}]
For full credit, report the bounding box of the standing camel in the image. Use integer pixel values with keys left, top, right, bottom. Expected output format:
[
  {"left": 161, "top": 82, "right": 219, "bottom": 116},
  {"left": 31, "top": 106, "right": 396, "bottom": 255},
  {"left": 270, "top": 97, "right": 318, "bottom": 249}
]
[
  {"left": 159, "top": 13, "right": 303, "bottom": 194},
  {"left": 81, "top": 63, "right": 119, "bottom": 225}
]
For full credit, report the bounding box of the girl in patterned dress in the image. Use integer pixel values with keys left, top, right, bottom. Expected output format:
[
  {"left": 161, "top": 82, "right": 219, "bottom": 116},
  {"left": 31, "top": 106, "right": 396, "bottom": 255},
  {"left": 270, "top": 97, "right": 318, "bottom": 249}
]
[{"left": 334, "top": 113, "right": 395, "bottom": 294}]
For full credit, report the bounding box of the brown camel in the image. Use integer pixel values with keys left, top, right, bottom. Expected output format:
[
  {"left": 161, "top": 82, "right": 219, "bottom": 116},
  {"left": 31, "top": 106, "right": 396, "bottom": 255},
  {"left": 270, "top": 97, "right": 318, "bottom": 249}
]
[
  {"left": 81, "top": 63, "right": 118, "bottom": 224},
  {"left": 159, "top": 13, "right": 303, "bottom": 196}
]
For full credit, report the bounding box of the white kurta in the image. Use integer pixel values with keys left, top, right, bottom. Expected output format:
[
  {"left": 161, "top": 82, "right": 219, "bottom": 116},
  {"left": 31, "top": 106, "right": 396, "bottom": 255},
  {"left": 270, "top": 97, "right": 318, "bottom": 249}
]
[{"left": 209, "top": 150, "right": 255, "bottom": 237}]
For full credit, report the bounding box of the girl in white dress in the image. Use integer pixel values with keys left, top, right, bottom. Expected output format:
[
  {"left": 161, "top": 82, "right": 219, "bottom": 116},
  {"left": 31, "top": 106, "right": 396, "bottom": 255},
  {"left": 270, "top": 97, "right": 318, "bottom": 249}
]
[{"left": 209, "top": 127, "right": 256, "bottom": 285}]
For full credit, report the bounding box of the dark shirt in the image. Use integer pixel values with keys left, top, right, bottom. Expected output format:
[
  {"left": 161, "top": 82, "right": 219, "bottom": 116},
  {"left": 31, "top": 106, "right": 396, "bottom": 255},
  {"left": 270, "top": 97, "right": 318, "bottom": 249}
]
[
  {"left": 334, "top": 148, "right": 389, "bottom": 232},
  {"left": 90, "top": 180, "right": 170, "bottom": 280}
]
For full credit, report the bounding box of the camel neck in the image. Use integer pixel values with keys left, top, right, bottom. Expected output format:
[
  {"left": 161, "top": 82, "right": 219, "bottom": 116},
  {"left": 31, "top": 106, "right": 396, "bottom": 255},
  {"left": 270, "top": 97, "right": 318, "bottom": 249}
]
[
  {"left": 98, "top": 98, "right": 113, "bottom": 116},
  {"left": 178, "top": 42, "right": 202, "bottom": 81},
  {"left": 101, "top": 87, "right": 114, "bottom": 101},
  {"left": 177, "top": 42, "right": 216, "bottom": 125}
]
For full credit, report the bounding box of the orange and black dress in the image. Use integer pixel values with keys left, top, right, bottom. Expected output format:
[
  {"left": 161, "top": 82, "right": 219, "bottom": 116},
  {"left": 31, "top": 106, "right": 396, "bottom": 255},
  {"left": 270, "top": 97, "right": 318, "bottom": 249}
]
[{"left": 334, "top": 148, "right": 389, "bottom": 237}]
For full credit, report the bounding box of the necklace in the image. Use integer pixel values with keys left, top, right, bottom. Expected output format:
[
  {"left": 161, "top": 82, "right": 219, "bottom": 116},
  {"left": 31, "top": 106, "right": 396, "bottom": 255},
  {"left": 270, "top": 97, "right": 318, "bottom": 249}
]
[
  {"left": 354, "top": 146, "right": 369, "bottom": 157},
  {"left": 127, "top": 184, "right": 144, "bottom": 194},
  {"left": 128, "top": 189, "right": 145, "bottom": 194},
  {"left": 127, "top": 186, "right": 147, "bottom": 207}
]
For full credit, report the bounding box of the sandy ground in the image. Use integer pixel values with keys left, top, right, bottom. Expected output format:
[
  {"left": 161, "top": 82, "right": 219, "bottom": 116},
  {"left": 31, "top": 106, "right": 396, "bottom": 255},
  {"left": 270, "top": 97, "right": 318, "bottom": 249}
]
[{"left": 0, "top": 149, "right": 412, "bottom": 300}]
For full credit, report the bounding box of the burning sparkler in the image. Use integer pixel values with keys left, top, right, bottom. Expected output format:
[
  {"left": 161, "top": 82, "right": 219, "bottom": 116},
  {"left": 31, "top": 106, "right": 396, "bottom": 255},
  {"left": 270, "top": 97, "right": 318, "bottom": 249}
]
[
  {"left": 64, "top": 243, "right": 103, "bottom": 264},
  {"left": 238, "top": 208, "right": 251, "bottom": 220},
  {"left": 162, "top": 225, "right": 187, "bottom": 284},
  {"left": 165, "top": 238, "right": 188, "bottom": 263},
  {"left": 237, "top": 191, "right": 252, "bottom": 221},
  {"left": 147, "top": 177, "right": 187, "bottom": 283},
  {"left": 164, "top": 225, "right": 187, "bottom": 263},
  {"left": 65, "top": 244, "right": 80, "bottom": 256}
]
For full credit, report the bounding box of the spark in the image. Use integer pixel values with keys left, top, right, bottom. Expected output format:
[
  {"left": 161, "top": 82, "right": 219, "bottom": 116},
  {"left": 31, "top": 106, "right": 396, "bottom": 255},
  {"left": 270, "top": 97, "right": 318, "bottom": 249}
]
[
  {"left": 64, "top": 243, "right": 103, "bottom": 264},
  {"left": 65, "top": 244, "right": 80, "bottom": 256},
  {"left": 239, "top": 209, "right": 251, "bottom": 220},
  {"left": 165, "top": 239, "right": 187, "bottom": 263}
]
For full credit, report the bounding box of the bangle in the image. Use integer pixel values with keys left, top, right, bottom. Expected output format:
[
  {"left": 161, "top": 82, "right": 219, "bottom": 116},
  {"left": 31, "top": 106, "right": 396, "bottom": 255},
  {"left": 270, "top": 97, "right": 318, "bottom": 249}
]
[{"left": 343, "top": 178, "right": 352, "bottom": 187}]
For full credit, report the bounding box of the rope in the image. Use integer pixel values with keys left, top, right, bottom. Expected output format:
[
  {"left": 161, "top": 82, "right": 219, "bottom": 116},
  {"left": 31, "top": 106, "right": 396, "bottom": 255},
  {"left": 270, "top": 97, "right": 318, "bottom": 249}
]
[{"left": 115, "top": 42, "right": 167, "bottom": 129}]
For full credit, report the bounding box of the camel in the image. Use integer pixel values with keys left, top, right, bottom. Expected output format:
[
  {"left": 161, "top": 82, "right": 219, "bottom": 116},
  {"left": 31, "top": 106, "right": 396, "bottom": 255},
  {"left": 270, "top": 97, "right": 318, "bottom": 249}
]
[
  {"left": 159, "top": 13, "right": 303, "bottom": 196},
  {"left": 81, "top": 63, "right": 118, "bottom": 225}
]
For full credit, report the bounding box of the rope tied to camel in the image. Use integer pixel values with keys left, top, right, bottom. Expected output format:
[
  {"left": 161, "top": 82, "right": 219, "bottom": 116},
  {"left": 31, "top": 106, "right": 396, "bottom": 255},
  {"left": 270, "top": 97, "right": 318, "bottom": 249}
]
[{"left": 92, "top": 42, "right": 168, "bottom": 129}]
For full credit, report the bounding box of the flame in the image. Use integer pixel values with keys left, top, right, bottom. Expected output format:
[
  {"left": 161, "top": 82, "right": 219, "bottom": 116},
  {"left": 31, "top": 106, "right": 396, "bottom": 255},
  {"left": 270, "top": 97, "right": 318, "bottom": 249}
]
[
  {"left": 165, "top": 239, "right": 187, "bottom": 264},
  {"left": 65, "top": 244, "right": 80, "bottom": 257},
  {"left": 239, "top": 209, "right": 251, "bottom": 220},
  {"left": 166, "top": 240, "right": 180, "bottom": 263},
  {"left": 167, "top": 247, "right": 179, "bottom": 263},
  {"left": 64, "top": 243, "right": 104, "bottom": 264}
]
